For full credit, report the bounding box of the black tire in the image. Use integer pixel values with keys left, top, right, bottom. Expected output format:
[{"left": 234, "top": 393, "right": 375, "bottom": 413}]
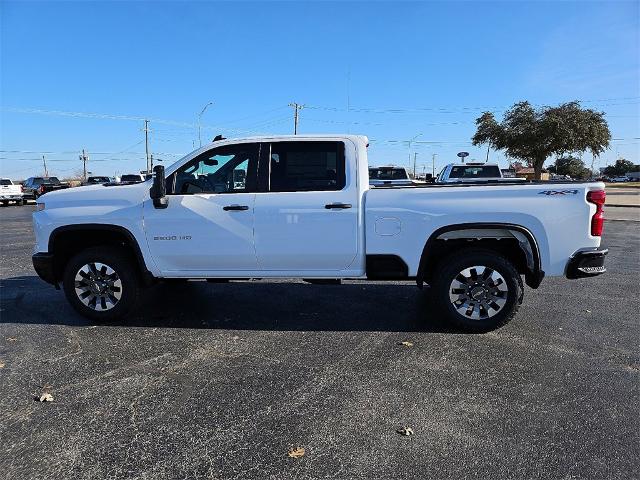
[
  {"left": 1, "top": 201, "right": 8, "bottom": 207},
  {"left": 430, "top": 248, "right": 523, "bottom": 332},
  {"left": 62, "top": 246, "right": 140, "bottom": 322},
  {"left": 17, "top": 199, "right": 24, "bottom": 206}
]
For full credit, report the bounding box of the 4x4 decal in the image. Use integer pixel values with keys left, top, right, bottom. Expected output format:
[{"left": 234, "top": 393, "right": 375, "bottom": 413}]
[{"left": 538, "top": 190, "right": 579, "bottom": 196}]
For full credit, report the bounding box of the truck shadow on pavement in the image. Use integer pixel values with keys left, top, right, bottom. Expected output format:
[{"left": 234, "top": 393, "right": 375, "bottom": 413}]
[{"left": 0, "top": 276, "right": 465, "bottom": 333}]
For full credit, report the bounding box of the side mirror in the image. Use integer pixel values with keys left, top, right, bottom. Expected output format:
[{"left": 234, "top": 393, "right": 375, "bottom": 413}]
[{"left": 150, "top": 165, "right": 168, "bottom": 209}]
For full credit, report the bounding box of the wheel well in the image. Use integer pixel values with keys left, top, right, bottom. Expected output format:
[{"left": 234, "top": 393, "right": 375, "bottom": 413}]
[
  {"left": 49, "top": 226, "right": 152, "bottom": 284},
  {"left": 417, "top": 225, "right": 543, "bottom": 289}
]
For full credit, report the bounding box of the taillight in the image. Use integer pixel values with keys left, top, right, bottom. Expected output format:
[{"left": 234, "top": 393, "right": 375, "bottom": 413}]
[
  {"left": 20, "top": 185, "right": 24, "bottom": 192},
  {"left": 38, "top": 185, "right": 45, "bottom": 193},
  {"left": 587, "top": 190, "right": 606, "bottom": 236}
]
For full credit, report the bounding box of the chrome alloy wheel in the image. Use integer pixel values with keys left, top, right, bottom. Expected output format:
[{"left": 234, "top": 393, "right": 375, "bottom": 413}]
[
  {"left": 74, "top": 262, "right": 122, "bottom": 311},
  {"left": 448, "top": 265, "right": 508, "bottom": 320}
]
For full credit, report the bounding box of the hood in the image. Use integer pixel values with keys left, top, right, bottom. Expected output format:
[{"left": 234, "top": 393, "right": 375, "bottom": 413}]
[{"left": 37, "top": 181, "right": 149, "bottom": 208}]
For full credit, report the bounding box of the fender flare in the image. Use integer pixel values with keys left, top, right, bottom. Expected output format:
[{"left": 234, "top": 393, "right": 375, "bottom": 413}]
[
  {"left": 48, "top": 224, "right": 155, "bottom": 284},
  {"left": 416, "top": 222, "right": 544, "bottom": 289}
]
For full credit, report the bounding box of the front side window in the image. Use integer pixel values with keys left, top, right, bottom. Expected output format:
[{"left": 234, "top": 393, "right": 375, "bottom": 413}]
[
  {"left": 268, "top": 141, "right": 345, "bottom": 192},
  {"left": 168, "top": 143, "right": 258, "bottom": 195}
]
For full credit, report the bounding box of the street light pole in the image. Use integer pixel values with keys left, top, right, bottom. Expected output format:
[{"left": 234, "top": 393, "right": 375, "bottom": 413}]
[
  {"left": 408, "top": 133, "right": 423, "bottom": 167},
  {"left": 198, "top": 101, "right": 213, "bottom": 147}
]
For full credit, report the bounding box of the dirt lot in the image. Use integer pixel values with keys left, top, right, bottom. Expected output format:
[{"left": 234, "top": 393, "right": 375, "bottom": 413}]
[{"left": 1, "top": 205, "right": 638, "bottom": 480}]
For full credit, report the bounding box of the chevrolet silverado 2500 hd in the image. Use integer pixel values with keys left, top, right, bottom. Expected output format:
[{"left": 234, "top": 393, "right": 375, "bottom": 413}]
[{"left": 31, "top": 135, "right": 607, "bottom": 331}]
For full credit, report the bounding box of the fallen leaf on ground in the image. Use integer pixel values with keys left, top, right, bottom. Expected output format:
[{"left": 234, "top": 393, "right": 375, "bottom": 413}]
[
  {"left": 399, "top": 341, "right": 414, "bottom": 347},
  {"left": 397, "top": 427, "right": 414, "bottom": 436},
  {"left": 585, "top": 309, "right": 592, "bottom": 313},
  {"left": 39, "top": 393, "right": 54, "bottom": 402},
  {"left": 6, "top": 338, "right": 17, "bottom": 342},
  {"left": 0, "top": 362, "right": 5, "bottom": 368},
  {"left": 287, "top": 447, "right": 305, "bottom": 458}
]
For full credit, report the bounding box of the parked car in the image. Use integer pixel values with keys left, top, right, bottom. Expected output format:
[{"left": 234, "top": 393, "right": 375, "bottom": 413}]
[
  {"left": 31, "top": 134, "right": 607, "bottom": 332},
  {"left": 0, "top": 178, "right": 25, "bottom": 206},
  {"left": 610, "top": 176, "right": 629, "bottom": 183},
  {"left": 436, "top": 163, "right": 525, "bottom": 184},
  {"left": 369, "top": 166, "right": 414, "bottom": 186},
  {"left": 84, "top": 176, "right": 112, "bottom": 185},
  {"left": 22, "top": 176, "right": 70, "bottom": 200},
  {"left": 119, "top": 174, "right": 146, "bottom": 183}
]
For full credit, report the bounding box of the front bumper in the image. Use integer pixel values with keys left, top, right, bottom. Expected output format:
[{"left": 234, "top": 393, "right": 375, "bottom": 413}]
[
  {"left": 566, "top": 248, "right": 608, "bottom": 279},
  {"left": 0, "top": 195, "right": 23, "bottom": 201},
  {"left": 32, "top": 253, "right": 59, "bottom": 288}
]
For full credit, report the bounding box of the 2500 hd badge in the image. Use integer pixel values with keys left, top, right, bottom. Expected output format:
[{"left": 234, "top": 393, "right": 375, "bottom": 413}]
[{"left": 153, "top": 235, "right": 192, "bottom": 241}]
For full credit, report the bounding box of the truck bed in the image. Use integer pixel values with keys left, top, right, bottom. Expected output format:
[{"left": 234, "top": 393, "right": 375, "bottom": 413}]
[{"left": 364, "top": 180, "right": 604, "bottom": 277}]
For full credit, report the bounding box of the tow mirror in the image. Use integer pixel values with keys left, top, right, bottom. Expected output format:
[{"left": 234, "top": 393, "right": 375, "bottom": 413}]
[{"left": 150, "top": 165, "right": 168, "bottom": 209}]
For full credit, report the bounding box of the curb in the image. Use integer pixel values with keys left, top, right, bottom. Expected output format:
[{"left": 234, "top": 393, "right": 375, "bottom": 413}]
[{"left": 607, "top": 204, "right": 640, "bottom": 208}]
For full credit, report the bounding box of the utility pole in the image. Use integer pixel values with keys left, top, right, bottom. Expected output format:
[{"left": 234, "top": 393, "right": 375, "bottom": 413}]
[
  {"left": 432, "top": 153, "right": 437, "bottom": 177},
  {"left": 486, "top": 145, "right": 490, "bottom": 162},
  {"left": 289, "top": 102, "right": 304, "bottom": 135},
  {"left": 144, "top": 119, "right": 151, "bottom": 174},
  {"left": 79, "top": 149, "right": 88, "bottom": 181},
  {"left": 413, "top": 152, "right": 418, "bottom": 178},
  {"left": 42, "top": 155, "right": 48, "bottom": 177}
]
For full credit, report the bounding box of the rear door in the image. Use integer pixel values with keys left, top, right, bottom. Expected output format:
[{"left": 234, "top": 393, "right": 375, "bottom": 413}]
[{"left": 253, "top": 140, "right": 359, "bottom": 272}]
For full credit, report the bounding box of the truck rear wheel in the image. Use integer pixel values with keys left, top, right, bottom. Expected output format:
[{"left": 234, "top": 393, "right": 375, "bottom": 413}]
[
  {"left": 62, "top": 247, "right": 140, "bottom": 322},
  {"left": 431, "top": 248, "right": 523, "bottom": 332}
]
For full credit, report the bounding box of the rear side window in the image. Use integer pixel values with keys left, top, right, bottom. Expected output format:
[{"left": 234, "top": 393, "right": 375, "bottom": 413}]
[
  {"left": 268, "top": 141, "right": 345, "bottom": 192},
  {"left": 0, "top": 179, "right": 12, "bottom": 185}
]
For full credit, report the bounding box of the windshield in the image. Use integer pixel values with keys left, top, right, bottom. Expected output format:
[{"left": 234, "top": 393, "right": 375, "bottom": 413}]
[
  {"left": 45, "top": 177, "right": 61, "bottom": 184},
  {"left": 369, "top": 168, "right": 408, "bottom": 180},
  {"left": 449, "top": 165, "right": 501, "bottom": 179},
  {"left": 88, "top": 177, "right": 110, "bottom": 183}
]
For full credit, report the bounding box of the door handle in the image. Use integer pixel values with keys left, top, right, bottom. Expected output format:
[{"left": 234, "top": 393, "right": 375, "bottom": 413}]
[
  {"left": 223, "top": 204, "right": 249, "bottom": 211},
  {"left": 325, "top": 203, "right": 352, "bottom": 209}
]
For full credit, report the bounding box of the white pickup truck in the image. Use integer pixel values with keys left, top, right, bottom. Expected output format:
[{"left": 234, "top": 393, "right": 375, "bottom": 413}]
[
  {"left": 32, "top": 135, "right": 607, "bottom": 331},
  {"left": 0, "top": 178, "right": 25, "bottom": 206}
]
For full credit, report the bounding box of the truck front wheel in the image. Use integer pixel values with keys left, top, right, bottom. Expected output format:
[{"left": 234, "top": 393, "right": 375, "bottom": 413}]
[
  {"left": 431, "top": 248, "right": 523, "bottom": 332},
  {"left": 62, "top": 247, "right": 140, "bottom": 322}
]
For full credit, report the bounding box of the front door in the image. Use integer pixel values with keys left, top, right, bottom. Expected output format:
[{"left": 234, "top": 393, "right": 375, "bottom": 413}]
[
  {"left": 143, "top": 143, "right": 260, "bottom": 274},
  {"left": 253, "top": 140, "right": 360, "bottom": 273}
]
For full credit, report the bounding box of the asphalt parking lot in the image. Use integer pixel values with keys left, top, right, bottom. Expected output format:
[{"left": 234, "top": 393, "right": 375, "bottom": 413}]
[{"left": 1, "top": 205, "right": 638, "bottom": 480}]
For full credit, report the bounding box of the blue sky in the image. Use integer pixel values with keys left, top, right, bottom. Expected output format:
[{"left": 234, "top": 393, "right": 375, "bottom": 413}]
[{"left": 1, "top": 0, "right": 638, "bottom": 179}]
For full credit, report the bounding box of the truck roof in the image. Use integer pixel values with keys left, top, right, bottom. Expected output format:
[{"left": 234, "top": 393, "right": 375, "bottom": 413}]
[
  {"left": 446, "top": 162, "right": 500, "bottom": 167},
  {"left": 207, "top": 134, "right": 369, "bottom": 145}
]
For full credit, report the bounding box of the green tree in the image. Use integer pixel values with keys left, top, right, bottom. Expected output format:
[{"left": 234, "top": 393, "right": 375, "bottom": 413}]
[
  {"left": 472, "top": 101, "right": 611, "bottom": 179},
  {"left": 603, "top": 158, "right": 637, "bottom": 177},
  {"left": 548, "top": 156, "right": 591, "bottom": 179}
]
